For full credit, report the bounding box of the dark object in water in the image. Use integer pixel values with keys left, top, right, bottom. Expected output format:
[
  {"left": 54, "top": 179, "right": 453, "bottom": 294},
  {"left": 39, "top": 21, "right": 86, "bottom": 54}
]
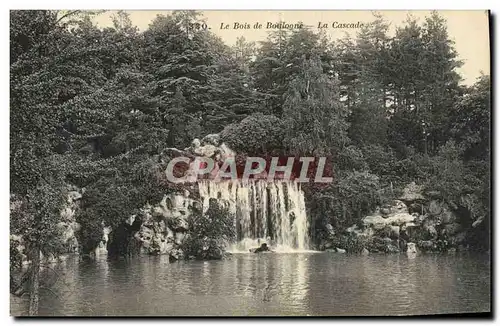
[{"left": 250, "top": 243, "right": 273, "bottom": 253}]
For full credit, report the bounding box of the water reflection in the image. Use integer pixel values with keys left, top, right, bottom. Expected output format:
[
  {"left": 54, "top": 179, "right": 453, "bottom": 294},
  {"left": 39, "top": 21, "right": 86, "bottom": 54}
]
[{"left": 11, "top": 252, "right": 490, "bottom": 316}]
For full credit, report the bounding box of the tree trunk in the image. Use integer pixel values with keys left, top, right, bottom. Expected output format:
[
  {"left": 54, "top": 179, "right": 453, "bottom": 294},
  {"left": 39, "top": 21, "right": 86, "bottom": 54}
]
[{"left": 28, "top": 248, "right": 40, "bottom": 316}]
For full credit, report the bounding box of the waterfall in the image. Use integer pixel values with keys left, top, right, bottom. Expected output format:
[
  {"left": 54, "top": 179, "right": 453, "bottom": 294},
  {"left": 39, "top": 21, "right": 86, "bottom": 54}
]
[{"left": 198, "top": 180, "right": 310, "bottom": 252}]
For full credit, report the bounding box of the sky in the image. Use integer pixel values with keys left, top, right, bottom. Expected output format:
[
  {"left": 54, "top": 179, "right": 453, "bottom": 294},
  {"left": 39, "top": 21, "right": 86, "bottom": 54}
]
[{"left": 94, "top": 10, "right": 490, "bottom": 85}]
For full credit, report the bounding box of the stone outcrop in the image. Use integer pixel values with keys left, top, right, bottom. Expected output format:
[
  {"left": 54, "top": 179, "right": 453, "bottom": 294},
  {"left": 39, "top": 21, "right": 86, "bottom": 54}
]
[
  {"left": 336, "top": 182, "right": 468, "bottom": 254},
  {"left": 10, "top": 187, "right": 85, "bottom": 266},
  {"left": 106, "top": 133, "right": 236, "bottom": 260},
  {"left": 56, "top": 187, "right": 83, "bottom": 254},
  {"left": 131, "top": 191, "right": 197, "bottom": 260}
]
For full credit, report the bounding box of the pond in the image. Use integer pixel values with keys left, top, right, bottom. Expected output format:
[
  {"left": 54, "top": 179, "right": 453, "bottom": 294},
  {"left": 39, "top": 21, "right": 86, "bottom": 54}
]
[{"left": 10, "top": 252, "right": 490, "bottom": 316}]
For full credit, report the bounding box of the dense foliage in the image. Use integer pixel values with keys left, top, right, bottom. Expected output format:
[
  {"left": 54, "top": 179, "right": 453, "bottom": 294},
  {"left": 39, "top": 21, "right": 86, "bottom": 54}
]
[
  {"left": 182, "top": 199, "right": 235, "bottom": 260},
  {"left": 10, "top": 10, "right": 490, "bottom": 314},
  {"left": 220, "top": 113, "right": 285, "bottom": 155}
]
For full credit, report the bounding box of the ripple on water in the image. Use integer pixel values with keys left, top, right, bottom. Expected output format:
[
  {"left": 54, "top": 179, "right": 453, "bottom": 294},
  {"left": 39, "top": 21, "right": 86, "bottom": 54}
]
[{"left": 10, "top": 252, "right": 491, "bottom": 316}]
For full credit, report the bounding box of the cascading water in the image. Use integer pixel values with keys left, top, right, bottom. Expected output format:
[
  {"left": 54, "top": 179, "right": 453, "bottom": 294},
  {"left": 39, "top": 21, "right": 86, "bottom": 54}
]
[{"left": 198, "top": 180, "right": 310, "bottom": 252}]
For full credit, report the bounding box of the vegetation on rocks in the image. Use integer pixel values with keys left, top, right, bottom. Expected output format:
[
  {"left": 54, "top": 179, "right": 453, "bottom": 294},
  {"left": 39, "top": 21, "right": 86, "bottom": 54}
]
[
  {"left": 182, "top": 199, "right": 235, "bottom": 260},
  {"left": 10, "top": 10, "right": 490, "bottom": 315}
]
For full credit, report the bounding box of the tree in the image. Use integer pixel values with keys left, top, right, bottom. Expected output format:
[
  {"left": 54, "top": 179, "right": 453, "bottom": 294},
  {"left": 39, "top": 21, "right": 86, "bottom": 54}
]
[
  {"left": 232, "top": 36, "right": 256, "bottom": 71},
  {"left": 449, "top": 75, "right": 490, "bottom": 161},
  {"left": 203, "top": 52, "right": 264, "bottom": 132},
  {"left": 251, "top": 27, "right": 334, "bottom": 116},
  {"left": 347, "top": 13, "right": 390, "bottom": 147},
  {"left": 387, "top": 12, "right": 463, "bottom": 155},
  {"left": 282, "top": 55, "right": 349, "bottom": 157},
  {"left": 10, "top": 10, "right": 84, "bottom": 315},
  {"left": 140, "top": 11, "right": 230, "bottom": 146}
]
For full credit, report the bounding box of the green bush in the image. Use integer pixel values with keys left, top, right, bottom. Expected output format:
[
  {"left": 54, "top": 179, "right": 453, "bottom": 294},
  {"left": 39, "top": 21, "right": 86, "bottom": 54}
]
[
  {"left": 181, "top": 199, "right": 235, "bottom": 260},
  {"left": 330, "top": 233, "right": 370, "bottom": 254},
  {"left": 361, "top": 144, "right": 397, "bottom": 178},
  {"left": 310, "top": 170, "right": 382, "bottom": 231},
  {"left": 336, "top": 145, "right": 368, "bottom": 171},
  {"left": 220, "top": 113, "right": 285, "bottom": 155}
]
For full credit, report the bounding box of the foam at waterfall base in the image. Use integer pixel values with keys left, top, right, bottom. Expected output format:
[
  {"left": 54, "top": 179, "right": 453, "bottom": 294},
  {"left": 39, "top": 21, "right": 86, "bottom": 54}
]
[
  {"left": 198, "top": 180, "right": 311, "bottom": 251},
  {"left": 227, "top": 238, "right": 318, "bottom": 253}
]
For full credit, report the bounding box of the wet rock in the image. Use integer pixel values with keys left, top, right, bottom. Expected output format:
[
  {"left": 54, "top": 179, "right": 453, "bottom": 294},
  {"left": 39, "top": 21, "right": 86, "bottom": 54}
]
[
  {"left": 252, "top": 243, "right": 272, "bottom": 253},
  {"left": 169, "top": 248, "right": 184, "bottom": 262},
  {"left": 407, "top": 242, "right": 417, "bottom": 253},
  {"left": 363, "top": 211, "right": 415, "bottom": 229},
  {"left": 389, "top": 225, "right": 400, "bottom": 239}
]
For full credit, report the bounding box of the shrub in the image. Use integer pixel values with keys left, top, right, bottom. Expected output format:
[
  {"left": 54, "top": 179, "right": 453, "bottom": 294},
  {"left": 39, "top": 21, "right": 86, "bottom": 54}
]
[
  {"left": 330, "top": 233, "right": 370, "bottom": 254},
  {"left": 310, "top": 170, "right": 382, "bottom": 231},
  {"left": 181, "top": 199, "right": 235, "bottom": 260},
  {"left": 220, "top": 113, "right": 284, "bottom": 155},
  {"left": 336, "top": 145, "right": 368, "bottom": 171}
]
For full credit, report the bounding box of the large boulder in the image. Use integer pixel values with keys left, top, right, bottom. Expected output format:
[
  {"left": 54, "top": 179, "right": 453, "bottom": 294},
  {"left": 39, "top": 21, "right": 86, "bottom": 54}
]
[
  {"left": 134, "top": 212, "right": 173, "bottom": 255},
  {"left": 129, "top": 190, "right": 201, "bottom": 256},
  {"left": 363, "top": 212, "right": 415, "bottom": 229},
  {"left": 407, "top": 242, "right": 418, "bottom": 253},
  {"left": 193, "top": 144, "right": 218, "bottom": 158},
  {"left": 154, "top": 192, "right": 195, "bottom": 232}
]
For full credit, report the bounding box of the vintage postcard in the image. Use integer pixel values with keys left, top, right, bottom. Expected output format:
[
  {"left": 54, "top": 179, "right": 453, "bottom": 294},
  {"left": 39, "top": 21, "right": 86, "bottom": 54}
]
[{"left": 10, "top": 10, "right": 491, "bottom": 317}]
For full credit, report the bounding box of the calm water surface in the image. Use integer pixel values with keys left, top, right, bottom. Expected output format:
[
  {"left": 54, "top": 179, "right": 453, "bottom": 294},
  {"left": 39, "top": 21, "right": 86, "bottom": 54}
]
[{"left": 11, "top": 252, "right": 490, "bottom": 316}]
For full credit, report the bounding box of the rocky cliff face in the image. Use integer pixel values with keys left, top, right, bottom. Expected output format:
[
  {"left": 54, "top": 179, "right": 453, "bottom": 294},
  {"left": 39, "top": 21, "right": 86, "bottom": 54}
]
[
  {"left": 10, "top": 186, "right": 84, "bottom": 265},
  {"left": 57, "top": 188, "right": 83, "bottom": 254},
  {"left": 104, "top": 133, "right": 235, "bottom": 260},
  {"left": 322, "top": 182, "right": 474, "bottom": 254},
  {"left": 128, "top": 191, "right": 196, "bottom": 260}
]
